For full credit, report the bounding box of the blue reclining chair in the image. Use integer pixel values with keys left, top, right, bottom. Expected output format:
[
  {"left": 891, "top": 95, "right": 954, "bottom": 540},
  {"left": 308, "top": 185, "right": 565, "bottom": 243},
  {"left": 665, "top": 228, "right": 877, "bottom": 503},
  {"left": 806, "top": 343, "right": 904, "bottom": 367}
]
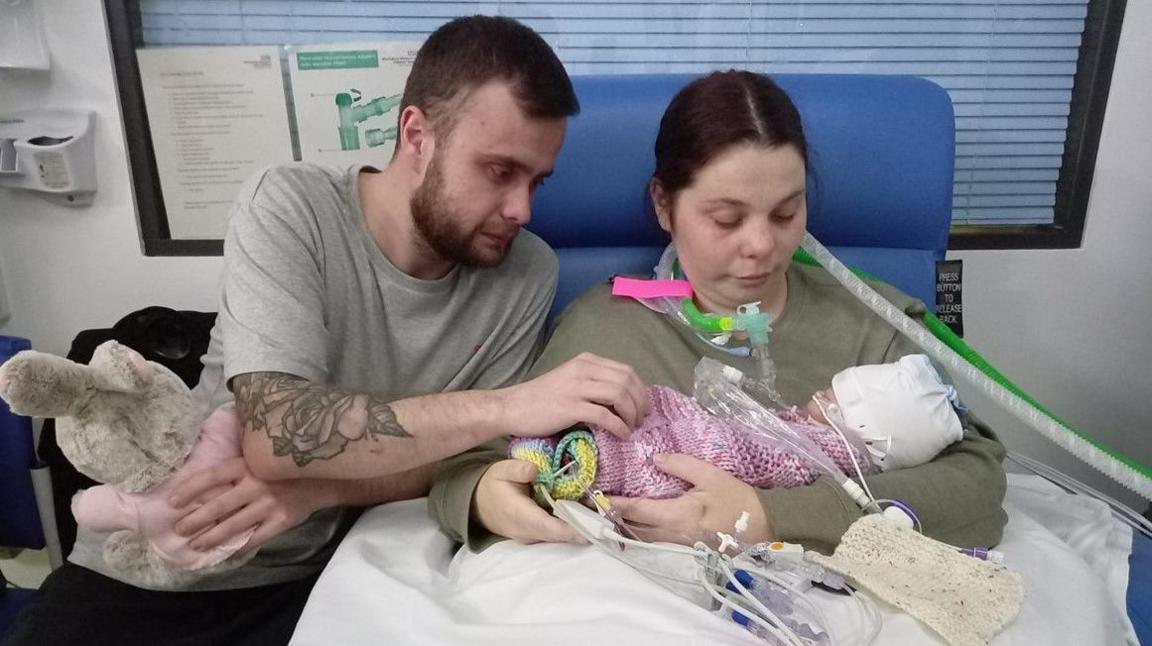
[
  {"left": 0, "top": 336, "right": 51, "bottom": 639},
  {"left": 528, "top": 73, "right": 955, "bottom": 316}
]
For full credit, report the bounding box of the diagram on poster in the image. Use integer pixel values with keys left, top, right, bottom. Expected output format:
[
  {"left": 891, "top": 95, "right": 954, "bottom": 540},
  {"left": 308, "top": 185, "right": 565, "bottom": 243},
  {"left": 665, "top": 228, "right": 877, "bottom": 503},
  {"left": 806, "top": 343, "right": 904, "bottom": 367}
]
[{"left": 288, "top": 42, "right": 421, "bottom": 167}]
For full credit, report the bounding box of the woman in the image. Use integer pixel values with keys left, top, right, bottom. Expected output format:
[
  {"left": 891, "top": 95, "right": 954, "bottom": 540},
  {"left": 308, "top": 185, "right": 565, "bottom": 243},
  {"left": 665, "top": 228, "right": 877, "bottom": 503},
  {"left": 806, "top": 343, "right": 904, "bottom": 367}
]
[{"left": 430, "top": 71, "right": 1007, "bottom": 555}]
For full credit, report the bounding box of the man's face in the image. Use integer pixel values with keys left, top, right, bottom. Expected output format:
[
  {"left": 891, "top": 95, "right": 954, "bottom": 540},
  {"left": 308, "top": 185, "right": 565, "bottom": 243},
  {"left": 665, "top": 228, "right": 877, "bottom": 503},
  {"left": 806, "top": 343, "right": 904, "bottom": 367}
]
[{"left": 410, "top": 81, "right": 566, "bottom": 268}]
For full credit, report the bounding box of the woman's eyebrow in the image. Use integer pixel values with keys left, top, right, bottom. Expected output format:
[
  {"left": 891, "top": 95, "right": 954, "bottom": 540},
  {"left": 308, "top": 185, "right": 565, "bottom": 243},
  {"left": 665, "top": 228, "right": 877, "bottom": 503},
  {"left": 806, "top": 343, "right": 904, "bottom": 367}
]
[
  {"left": 776, "top": 189, "right": 807, "bottom": 204},
  {"left": 702, "top": 188, "right": 806, "bottom": 210},
  {"left": 765, "top": 189, "right": 807, "bottom": 211},
  {"left": 701, "top": 197, "right": 746, "bottom": 208}
]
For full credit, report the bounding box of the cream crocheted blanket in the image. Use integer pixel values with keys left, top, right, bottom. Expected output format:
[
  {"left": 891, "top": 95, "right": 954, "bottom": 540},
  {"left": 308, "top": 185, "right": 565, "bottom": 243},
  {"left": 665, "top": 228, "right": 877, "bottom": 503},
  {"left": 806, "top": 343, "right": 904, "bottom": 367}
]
[{"left": 808, "top": 514, "right": 1024, "bottom": 646}]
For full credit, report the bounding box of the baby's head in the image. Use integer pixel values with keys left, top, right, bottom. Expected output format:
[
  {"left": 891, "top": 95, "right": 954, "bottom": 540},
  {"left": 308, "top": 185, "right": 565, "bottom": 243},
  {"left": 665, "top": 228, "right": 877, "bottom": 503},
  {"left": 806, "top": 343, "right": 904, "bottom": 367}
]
[{"left": 806, "top": 354, "right": 964, "bottom": 471}]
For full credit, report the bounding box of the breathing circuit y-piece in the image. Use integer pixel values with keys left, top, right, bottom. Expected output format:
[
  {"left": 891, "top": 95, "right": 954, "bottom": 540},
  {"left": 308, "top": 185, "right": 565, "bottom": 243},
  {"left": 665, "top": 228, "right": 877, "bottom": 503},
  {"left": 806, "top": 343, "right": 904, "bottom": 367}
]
[
  {"left": 735, "top": 302, "right": 772, "bottom": 348},
  {"left": 678, "top": 298, "right": 773, "bottom": 347},
  {"left": 615, "top": 247, "right": 776, "bottom": 356}
]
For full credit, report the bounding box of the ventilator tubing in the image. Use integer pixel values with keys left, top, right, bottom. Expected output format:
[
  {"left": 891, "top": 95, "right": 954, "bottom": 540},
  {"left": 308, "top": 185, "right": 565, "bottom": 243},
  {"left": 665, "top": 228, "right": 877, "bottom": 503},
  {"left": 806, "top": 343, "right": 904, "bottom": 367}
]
[
  {"left": 798, "top": 232, "right": 1152, "bottom": 501},
  {"left": 653, "top": 246, "right": 784, "bottom": 405},
  {"left": 692, "top": 357, "right": 856, "bottom": 491}
]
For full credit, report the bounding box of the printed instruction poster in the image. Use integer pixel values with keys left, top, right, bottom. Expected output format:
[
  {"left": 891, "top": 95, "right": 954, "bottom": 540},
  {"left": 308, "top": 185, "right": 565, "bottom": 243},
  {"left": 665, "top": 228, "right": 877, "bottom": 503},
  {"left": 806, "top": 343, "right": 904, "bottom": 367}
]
[
  {"left": 288, "top": 42, "right": 421, "bottom": 167},
  {"left": 137, "top": 46, "right": 294, "bottom": 239}
]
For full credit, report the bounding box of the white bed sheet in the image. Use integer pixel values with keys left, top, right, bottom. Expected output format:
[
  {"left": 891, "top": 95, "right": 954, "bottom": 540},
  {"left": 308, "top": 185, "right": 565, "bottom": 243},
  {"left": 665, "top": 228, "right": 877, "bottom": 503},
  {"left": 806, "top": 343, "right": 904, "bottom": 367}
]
[{"left": 290, "top": 474, "right": 1136, "bottom": 645}]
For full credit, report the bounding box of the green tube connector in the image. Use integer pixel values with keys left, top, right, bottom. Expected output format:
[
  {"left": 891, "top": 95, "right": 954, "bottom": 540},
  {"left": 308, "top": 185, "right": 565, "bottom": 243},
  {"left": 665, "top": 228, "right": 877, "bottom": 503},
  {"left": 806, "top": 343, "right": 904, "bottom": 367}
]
[
  {"left": 680, "top": 298, "right": 735, "bottom": 334},
  {"left": 365, "top": 127, "right": 398, "bottom": 148},
  {"left": 336, "top": 93, "right": 403, "bottom": 152},
  {"left": 336, "top": 92, "right": 360, "bottom": 150},
  {"left": 679, "top": 298, "right": 772, "bottom": 347},
  {"left": 355, "top": 94, "right": 402, "bottom": 122},
  {"left": 734, "top": 302, "right": 772, "bottom": 347}
]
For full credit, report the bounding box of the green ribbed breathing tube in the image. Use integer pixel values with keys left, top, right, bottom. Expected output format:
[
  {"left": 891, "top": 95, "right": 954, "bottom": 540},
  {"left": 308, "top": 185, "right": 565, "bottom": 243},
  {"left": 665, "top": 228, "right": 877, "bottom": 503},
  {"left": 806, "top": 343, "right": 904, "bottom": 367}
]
[{"left": 792, "top": 239, "right": 1152, "bottom": 499}]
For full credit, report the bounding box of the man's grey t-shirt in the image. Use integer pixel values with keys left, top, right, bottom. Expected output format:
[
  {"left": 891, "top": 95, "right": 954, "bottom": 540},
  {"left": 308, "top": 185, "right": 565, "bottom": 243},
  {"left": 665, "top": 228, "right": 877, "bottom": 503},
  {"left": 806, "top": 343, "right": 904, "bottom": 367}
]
[{"left": 69, "top": 163, "right": 558, "bottom": 590}]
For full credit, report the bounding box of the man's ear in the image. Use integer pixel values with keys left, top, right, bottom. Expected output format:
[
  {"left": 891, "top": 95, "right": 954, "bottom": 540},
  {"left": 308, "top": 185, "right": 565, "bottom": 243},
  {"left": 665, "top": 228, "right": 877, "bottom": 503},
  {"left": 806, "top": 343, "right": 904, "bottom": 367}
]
[
  {"left": 398, "top": 105, "right": 435, "bottom": 175},
  {"left": 650, "top": 178, "right": 673, "bottom": 233}
]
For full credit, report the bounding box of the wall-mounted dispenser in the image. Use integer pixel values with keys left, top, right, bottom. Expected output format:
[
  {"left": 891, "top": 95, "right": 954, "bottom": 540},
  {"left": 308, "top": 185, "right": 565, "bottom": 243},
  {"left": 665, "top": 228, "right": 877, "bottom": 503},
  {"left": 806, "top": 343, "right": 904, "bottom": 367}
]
[{"left": 0, "top": 110, "right": 96, "bottom": 207}]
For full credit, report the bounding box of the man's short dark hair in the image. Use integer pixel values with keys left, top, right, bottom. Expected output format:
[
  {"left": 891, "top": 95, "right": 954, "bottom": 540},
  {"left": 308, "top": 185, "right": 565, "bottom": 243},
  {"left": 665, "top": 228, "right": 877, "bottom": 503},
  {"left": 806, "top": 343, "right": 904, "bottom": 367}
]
[{"left": 400, "top": 15, "right": 580, "bottom": 137}]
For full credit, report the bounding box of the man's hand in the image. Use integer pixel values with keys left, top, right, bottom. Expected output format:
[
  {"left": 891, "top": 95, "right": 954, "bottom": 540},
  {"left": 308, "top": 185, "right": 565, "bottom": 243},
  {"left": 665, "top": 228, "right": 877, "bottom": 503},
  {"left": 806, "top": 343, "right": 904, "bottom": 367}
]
[
  {"left": 169, "top": 458, "right": 333, "bottom": 551},
  {"left": 473, "top": 460, "right": 585, "bottom": 544},
  {"left": 499, "top": 353, "right": 649, "bottom": 440},
  {"left": 610, "top": 454, "right": 771, "bottom": 546}
]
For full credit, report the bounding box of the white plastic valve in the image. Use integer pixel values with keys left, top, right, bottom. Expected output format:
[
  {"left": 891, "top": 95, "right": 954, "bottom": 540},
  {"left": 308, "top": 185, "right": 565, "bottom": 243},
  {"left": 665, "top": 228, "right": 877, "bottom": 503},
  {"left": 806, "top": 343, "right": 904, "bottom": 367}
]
[
  {"left": 882, "top": 505, "right": 917, "bottom": 530},
  {"left": 720, "top": 365, "right": 745, "bottom": 384}
]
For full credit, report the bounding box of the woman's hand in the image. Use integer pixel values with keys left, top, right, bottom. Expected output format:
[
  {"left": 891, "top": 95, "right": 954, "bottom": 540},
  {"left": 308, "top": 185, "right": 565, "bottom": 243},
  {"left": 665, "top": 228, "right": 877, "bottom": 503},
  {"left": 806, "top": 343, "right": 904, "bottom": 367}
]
[
  {"left": 473, "top": 459, "right": 586, "bottom": 544},
  {"left": 169, "top": 458, "right": 333, "bottom": 551},
  {"left": 610, "top": 453, "right": 771, "bottom": 546}
]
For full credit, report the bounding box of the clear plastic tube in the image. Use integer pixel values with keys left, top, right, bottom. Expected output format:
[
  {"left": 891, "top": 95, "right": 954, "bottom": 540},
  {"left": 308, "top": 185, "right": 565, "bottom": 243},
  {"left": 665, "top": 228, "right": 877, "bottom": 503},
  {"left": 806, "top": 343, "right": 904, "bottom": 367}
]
[
  {"left": 1008, "top": 451, "right": 1152, "bottom": 539},
  {"left": 800, "top": 232, "right": 1152, "bottom": 501},
  {"left": 692, "top": 358, "right": 851, "bottom": 488},
  {"left": 748, "top": 344, "right": 786, "bottom": 408},
  {"left": 648, "top": 247, "right": 784, "bottom": 400},
  {"left": 692, "top": 356, "right": 877, "bottom": 510}
]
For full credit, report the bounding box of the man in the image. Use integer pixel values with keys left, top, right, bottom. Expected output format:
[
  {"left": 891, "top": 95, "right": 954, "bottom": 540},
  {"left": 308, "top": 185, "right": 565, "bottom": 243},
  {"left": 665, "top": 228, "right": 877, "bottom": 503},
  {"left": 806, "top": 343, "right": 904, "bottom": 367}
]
[{"left": 4, "top": 16, "right": 646, "bottom": 645}]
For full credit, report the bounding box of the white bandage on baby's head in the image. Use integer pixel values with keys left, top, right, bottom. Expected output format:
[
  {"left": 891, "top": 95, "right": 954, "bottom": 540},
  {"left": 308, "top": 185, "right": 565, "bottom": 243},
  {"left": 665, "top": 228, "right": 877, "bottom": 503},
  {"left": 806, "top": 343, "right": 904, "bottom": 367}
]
[{"left": 830, "top": 354, "right": 963, "bottom": 471}]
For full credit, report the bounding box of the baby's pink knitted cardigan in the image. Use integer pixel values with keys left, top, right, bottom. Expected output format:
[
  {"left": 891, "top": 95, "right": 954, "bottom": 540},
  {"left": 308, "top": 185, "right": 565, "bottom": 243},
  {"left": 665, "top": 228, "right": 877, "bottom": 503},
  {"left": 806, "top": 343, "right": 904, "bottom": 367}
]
[{"left": 592, "top": 385, "right": 872, "bottom": 498}]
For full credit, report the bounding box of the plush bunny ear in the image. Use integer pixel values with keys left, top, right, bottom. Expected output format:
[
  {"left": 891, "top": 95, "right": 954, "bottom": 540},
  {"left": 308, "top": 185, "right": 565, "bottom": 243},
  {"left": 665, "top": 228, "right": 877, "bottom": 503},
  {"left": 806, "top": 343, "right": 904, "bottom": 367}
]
[
  {"left": 88, "top": 341, "right": 155, "bottom": 393},
  {"left": 0, "top": 340, "right": 158, "bottom": 418},
  {"left": 0, "top": 349, "right": 99, "bottom": 418}
]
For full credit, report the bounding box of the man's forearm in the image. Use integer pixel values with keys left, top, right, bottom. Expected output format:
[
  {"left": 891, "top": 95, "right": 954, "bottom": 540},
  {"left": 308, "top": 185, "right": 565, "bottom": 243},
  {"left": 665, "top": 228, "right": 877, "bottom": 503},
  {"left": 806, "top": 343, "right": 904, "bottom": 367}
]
[
  {"left": 234, "top": 372, "right": 507, "bottom": 481},
  {"left": 311, "top": 464, "right": 435, "bottom": 508}
]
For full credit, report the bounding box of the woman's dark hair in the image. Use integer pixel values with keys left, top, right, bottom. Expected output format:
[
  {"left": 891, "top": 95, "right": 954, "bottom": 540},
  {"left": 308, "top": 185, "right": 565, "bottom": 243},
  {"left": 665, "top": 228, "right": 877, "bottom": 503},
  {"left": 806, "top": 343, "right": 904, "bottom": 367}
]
[
  {"left": 401, "top": 16, "right": 579, "bottom": 138},
  {"left": 653, "top": 71, "right": 807, "bottom": 199}
]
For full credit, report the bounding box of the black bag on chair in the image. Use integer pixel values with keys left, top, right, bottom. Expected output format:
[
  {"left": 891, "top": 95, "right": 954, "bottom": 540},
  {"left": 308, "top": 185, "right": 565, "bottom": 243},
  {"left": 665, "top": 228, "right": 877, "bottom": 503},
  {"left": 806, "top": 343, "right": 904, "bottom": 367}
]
[{"left": 36, "top": 306, "right": 216, "bottom": 555}]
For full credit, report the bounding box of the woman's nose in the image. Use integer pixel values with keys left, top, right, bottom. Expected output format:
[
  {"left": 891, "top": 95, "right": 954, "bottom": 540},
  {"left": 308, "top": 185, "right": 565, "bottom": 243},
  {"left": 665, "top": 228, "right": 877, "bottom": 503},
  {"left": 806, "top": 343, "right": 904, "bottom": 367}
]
[{"left": 740, "top": 217, "right": 776, "bottom": 258}]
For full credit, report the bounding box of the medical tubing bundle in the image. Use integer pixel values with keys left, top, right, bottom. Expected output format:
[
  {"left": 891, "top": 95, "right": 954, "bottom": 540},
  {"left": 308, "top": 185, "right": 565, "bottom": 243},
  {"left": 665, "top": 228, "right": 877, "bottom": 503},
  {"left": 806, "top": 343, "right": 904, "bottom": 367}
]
[
  {"left": 549, "top": 488, "right": 875, "bottom": 646},
  {"left": 1007, "top": 451, "right": 1152, "bottom": 539},
  {"left": 647, "top": 248, "right": 782, "bottom": 400},
  {"left": 798, "top": 232, "right": 1152, "bottom": 501},
  {"left": 692, "top": 357, "right": 874, "bottom": 511}
]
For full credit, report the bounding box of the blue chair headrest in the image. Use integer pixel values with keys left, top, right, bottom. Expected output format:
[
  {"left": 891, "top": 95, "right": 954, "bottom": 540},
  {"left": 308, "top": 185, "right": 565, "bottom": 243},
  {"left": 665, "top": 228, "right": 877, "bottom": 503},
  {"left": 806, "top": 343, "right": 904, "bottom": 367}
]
[{"left": 525, "top": 73, "right": 956, "bottom": 313}]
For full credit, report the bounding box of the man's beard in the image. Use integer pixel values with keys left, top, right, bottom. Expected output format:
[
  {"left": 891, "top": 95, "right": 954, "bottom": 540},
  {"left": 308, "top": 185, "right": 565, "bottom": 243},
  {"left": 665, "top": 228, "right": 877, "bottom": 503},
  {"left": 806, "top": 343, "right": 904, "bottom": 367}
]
[{"left": 410, "top": 155, "right": 511, "bottom": 268}]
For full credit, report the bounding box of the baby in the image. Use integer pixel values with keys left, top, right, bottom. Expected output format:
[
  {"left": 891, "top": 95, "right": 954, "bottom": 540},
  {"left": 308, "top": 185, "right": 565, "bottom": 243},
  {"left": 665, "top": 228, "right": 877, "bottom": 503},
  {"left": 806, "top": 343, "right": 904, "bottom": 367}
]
[{"left": 511, "top": 354, "right": 964, "bottom": 500}]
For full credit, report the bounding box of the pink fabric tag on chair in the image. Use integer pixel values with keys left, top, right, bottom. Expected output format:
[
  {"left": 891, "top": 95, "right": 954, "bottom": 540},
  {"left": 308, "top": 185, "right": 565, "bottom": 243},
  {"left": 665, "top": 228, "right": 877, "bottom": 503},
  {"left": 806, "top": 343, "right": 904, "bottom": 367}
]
[{"left": 611, "top": 277, "right": 693, "bottom": 300}]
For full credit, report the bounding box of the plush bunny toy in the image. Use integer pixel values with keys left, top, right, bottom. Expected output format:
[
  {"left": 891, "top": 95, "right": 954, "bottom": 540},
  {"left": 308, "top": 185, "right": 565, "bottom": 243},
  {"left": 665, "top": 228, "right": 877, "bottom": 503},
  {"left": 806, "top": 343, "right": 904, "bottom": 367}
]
[{"left": 0, "top": 340, "right": 255, "bottom": 588}]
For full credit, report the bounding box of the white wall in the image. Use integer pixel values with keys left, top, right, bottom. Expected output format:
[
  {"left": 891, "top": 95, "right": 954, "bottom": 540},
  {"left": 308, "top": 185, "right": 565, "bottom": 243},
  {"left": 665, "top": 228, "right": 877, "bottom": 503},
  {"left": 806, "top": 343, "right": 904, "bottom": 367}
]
[
  {"left": 0, "top": 0, "right": 222, "bottom": 356},
  {"left": 952, "top": 0, "right": 1152, "bottom": 506},
  {"left": 1, "top": 0, "right": 1149, "bottom": 503}
]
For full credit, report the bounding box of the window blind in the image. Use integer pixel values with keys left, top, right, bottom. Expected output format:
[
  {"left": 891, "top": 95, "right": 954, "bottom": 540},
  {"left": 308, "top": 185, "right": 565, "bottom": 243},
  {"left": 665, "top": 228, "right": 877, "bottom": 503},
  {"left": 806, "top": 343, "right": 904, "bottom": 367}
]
[{"left": 137, "top": 0, "right": 1090, "bottom": 226}]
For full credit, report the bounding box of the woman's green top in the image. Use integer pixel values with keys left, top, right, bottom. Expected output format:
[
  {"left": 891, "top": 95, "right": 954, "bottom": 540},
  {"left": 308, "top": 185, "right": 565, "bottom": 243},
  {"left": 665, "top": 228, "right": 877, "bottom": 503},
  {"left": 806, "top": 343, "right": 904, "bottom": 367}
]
[{"left": 429, "top": 263, "right": 1008, "bottom": 555}]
